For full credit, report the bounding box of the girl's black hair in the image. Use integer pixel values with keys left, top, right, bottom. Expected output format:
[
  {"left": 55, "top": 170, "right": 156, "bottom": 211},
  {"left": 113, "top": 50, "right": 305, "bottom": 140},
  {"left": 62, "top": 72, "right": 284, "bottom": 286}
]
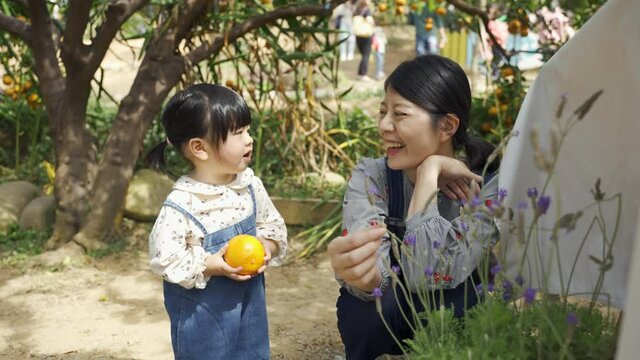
[
  {"left": 145, "top": 84, "right": 252, "bottom": 174},
  {"left": 384, "top": 54, "right": 499, "bottom": 175}
]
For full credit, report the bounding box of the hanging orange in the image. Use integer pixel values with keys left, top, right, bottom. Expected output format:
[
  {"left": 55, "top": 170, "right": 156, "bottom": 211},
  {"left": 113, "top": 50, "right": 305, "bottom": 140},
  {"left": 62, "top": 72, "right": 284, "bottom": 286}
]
[{"left": 224, "top": 234, "right": 265, "bottom": 275}]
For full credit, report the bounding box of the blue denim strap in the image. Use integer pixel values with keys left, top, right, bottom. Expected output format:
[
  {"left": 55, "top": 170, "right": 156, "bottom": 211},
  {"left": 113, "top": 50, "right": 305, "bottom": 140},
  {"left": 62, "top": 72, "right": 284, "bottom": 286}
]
[
  {"left": 248, "top": 184, "right": 256, "bottom": 215},
  {"left": 163, "top": 200, "right": 208, "bottom": 235}
]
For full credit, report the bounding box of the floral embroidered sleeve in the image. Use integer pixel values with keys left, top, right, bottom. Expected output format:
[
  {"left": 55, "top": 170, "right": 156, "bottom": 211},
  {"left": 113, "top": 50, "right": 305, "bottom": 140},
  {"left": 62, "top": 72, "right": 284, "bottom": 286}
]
[
  {"left": 253, "top": 177, "right": 288, "bottom": 266},
  {"left": 340, "top": 158, "right": 392, "bottom": 301},
  {"left": 401, "top": 175, "right": 500, "bottom": 292},
  {"left": 148, "top": 205, "right": 208, "bottom": 289}
]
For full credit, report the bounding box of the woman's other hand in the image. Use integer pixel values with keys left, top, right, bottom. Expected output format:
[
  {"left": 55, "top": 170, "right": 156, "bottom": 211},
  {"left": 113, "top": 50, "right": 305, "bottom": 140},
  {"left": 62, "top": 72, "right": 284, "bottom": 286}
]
[
  {"left": 327, "top": 226, "right": 386, "bottom": 292},
  {"left": 419, "top": 155, "right": 482, "bottom": 201}
]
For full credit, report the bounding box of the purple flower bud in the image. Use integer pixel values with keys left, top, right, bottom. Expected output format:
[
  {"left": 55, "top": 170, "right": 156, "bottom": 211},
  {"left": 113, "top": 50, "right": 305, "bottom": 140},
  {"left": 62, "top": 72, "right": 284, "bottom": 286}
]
[
  {"left": 537, "top": 196, "right": 551, "bottom": 215},
  {"left": 502, "top": 291, "right": 512, "bottom": 301},
  {"left": 498, "top": 188, "right": 507, "bottom": 201},
  {"left": 471, "top": 195, "right": 482, "bottom": 208},
  {"left": 523, "top": 287, "right": 537, "bottom": 304},
  {"left": 424, "top": 267, "right": 434, "bottom": 277},
  {"left": 403, "top": 234, "right": 416, "bottom": 246},
  {"left": 527, "top": 187, "right": 538, "bottom": 198},
  {"left": 432, "top": 240, "right": 441, "bottom": 249},
  {"left": 490, "top": 264, "right": 501, "bottom": 275},
  {"left": 487, "top": 283, "right": 495, "bottom": 292},
  {"left": 391, "top": 265, "right": 401, "bottom": 274},
  {"left": 515, "top": 274, "right": 524, "bottom": 286},
  {"left": 373, "top": 287, "right": 383, "bottom": 298},
  {"left": 460, "top": 222, "right": 470, "bottom": 233},
  {"left": 566, "top": 312, "right": 579, "bottom": 326},
  {"left": 502, "top": 279, "right": 513, "bottom": 291}
]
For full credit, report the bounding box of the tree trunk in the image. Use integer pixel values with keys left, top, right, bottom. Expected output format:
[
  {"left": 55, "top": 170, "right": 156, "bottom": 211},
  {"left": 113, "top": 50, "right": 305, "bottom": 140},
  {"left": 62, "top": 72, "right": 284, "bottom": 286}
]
[{"left": 73, "top": 55, "right": 185, "bottom": 250}]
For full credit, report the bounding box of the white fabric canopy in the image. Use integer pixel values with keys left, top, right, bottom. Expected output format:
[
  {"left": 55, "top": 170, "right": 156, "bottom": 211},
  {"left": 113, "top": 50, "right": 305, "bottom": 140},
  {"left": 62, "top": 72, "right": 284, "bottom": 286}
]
[{"left": 498, "top": 0, "right": 640, "bottom": 309}]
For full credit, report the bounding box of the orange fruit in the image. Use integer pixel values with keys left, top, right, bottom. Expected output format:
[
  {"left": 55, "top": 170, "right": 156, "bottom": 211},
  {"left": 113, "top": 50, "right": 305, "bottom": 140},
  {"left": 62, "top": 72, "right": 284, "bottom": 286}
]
[
  {"left": 378, "top": 3, "right": 388, "bottom": 12},
  {"left": 395, "top": 0, "right": 406, "bottom": 5},
  {"left": 424, "top": 22, "right": 433, "bottom": 31},
  {"left": 501, "top": 67, "right": 514, "bottom": 77},
  {"left": 27, "top": 93, "right": 39, "bottom": 103},
  {"left": 435, "top": 7, "right": 447, "bottom": 16},
  {"left": 410, "top": 3, "right": 418, "bottom": 11},
  {"left": 481, "top": 122, "right": 493, "bottom": 132},
  {"left": 508, "top": 19, "right": 521, "bottom": 34},
  {"left": 488, "top": 106, "right": 498, "bottom": 116},
  {"left": 2, "top": 74, "right": 13, "bottom": 85},
  {"left": 395, "top": 5, "right": 404, "bottom": 15},
  {"left": 224, "top": 234, "right": 265, "bottom": 275}
]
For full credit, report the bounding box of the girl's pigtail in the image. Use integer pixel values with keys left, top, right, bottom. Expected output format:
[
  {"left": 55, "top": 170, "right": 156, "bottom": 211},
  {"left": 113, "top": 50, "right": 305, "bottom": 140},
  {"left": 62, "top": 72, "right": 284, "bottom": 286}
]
[{"left": 145, "top": 140, "right": 170, "bottom": 175}]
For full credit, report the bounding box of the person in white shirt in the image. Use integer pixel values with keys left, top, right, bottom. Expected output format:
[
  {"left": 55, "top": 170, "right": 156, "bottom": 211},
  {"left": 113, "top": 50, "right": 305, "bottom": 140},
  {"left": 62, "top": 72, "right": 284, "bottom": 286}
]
[{"left": 145, "top": 84, "right": 287, "bottom": 360}]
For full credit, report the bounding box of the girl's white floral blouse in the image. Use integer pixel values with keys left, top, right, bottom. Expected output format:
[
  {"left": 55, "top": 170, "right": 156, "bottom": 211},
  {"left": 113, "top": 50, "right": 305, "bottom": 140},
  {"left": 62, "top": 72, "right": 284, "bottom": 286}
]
[{"left": 148, "top": 168, "right": 287, "bottom": 289}]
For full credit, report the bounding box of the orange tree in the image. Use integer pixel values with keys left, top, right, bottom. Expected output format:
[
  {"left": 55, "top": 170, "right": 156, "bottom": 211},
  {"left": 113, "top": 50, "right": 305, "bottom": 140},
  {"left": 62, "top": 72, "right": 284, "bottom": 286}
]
[{"left": 0, "top": 0, "right": 350, "bottom": 250}]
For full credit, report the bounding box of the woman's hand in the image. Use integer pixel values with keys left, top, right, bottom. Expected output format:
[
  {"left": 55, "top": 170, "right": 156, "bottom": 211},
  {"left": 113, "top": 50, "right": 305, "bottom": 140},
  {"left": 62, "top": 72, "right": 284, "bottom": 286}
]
[
  {"left": 203, "top": 244, "right": 252, "bottom": 281},
  {"left": 419, "top": 155, "right": 482, "bottom": 201},
  {"left": 327, "top": 226, "right": 386, "bottom": 292}
]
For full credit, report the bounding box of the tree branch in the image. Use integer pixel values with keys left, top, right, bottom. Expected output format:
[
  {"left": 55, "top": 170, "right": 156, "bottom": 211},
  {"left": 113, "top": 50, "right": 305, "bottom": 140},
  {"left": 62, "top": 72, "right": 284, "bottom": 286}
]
[
  {"left": 0, "top": 12, "right": 31, "bottom": 41},
  {"left": 186, "top": 4, "right": 335, "bottom": 65},
  {"left": 61, "top": 0, "right": 91, "bottom": 61},
  {"left": 26, "top": 0, "right": 65, "bottom": 125},
  {"left": 446, "top": 0, "right": 510, "bottom": 61},
  {"left": 86, "top": 0, "right": 149, "bottom": 75}
]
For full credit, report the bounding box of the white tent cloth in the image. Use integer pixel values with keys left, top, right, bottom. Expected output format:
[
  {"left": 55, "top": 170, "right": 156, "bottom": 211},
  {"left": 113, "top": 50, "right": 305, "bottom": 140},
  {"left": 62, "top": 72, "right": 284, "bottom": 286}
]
[{"left": 498, "top": 0, "right": 640, "bottom": 309}]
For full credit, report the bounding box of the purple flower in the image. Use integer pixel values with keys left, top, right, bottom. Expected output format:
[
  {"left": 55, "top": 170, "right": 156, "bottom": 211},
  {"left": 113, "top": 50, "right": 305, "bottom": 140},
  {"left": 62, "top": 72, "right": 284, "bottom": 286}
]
[
  {"left": 502, "top": 291, "right": 512, "bottom": 301},
  {"left": 498, "top": 188, "right": 508, "bottom": 201},
  {"left": 476, "top": 283, "right": 483, "bottom": 293},
  {"left": 373, "top": 287, "right": 383, "bottom": 298},
  {"left": 566, "top": 312, "right": 579, "bottom": 326},
  {"left": 460, "top": 222, "right": 470, "bottom": 233},
  {"left": 487, "top": 283, "right": 495, "bottom": 292},
  {"left": 403, "top": 234, "right": 416, "bottom": 246},
  {"left": 502, "top": 279, "right": 513, "bottom": 291},
  {"left": 515, "top": 274, "right": 524, "bottom": 286},
  {"left": 490, "top": 264, "right": 501, "bottom": 275},
  {"left": 527, "top": 187, "right": 538, "bottom": 198},
  {"left": 523, "top": 287, "right": 537, "bottom": 304},
  {"left": 537, "top": 196, "right": 551, "bottom": 215},
  {"left": 517, "top": 200, "right": 528, "bottom": 211},
  {"left": 391, "top": 265, "right": 401, "bottom": 274},
  {"left": 424, "top": 267, "right": 434, "bottom": 277},
  {"left": 432, "top": 240, "right": 441, "bottom": 249},
  {"left": 471, "top": 195, "right": 482, "bottom": 208}
]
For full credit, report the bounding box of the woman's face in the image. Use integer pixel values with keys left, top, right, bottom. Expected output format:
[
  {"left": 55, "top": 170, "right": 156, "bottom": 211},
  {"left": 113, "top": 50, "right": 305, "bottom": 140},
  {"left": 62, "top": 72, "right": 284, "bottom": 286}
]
[{"left": 378, "top": 87, "right": 442, "bottom": 171}]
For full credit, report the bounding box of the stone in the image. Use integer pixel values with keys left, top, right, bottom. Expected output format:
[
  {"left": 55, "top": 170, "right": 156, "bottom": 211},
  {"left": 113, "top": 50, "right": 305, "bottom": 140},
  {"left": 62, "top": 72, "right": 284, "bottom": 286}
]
[
  {"left": 19, "top": 195, "right": 55, "bottom": 231},
  {"left": 0, "top": 181, "right": 40, "bottom": 230},
  {"left": 124, "top": 169, "right": 174, "bottom": 221}
]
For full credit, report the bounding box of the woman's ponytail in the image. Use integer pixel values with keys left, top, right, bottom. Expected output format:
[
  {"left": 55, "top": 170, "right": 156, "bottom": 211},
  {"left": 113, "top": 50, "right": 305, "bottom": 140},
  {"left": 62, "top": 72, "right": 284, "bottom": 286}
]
[{"left": 462, "top": 134, "right": 500, "bottom": 176}]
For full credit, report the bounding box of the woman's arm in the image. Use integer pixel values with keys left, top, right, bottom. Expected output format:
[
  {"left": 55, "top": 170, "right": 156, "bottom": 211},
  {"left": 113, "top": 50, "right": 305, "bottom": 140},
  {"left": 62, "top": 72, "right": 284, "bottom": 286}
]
[{"left": 328, "top": 158, "right": 392, "bottom": 300}]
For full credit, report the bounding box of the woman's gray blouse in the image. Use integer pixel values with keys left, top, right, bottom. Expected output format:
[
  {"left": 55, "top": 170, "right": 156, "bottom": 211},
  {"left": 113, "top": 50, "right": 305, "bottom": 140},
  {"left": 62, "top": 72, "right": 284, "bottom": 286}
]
[{"left": 339, "top": 157, "right": 500, "bottom": 301}]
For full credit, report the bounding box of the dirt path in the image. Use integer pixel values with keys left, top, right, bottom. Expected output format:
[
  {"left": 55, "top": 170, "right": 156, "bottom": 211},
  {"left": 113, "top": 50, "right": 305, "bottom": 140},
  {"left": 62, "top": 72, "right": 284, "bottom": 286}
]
[{"left": 0, "top": 236, "right": 344, "bottom": 360}]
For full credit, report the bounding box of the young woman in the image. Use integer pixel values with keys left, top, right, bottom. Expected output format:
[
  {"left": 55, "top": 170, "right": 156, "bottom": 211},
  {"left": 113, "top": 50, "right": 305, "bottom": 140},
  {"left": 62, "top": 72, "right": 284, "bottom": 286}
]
[{"left": 327, "top": 55, "right": 500, "bottom": 359}]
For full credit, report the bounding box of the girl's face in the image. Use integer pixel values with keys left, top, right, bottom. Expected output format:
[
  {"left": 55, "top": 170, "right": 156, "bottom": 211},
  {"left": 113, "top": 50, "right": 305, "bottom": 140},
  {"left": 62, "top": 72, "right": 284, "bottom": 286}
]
[
  {"left": 378, "top": 87, "right": 442, "bottom": 171},
  {"left": 215, "top": 125, "right": 253, "bottom": 174}
]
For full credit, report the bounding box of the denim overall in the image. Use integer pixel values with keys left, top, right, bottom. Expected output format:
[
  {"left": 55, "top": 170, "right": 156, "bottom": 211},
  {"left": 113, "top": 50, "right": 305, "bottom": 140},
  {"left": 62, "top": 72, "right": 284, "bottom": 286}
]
[{"left": 162, "top": 185, "right": 270, "bottom": 360}]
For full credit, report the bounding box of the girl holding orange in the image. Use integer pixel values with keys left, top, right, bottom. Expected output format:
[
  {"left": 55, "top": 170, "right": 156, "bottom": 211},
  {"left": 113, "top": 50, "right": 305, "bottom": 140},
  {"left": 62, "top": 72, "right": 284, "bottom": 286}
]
[{"left": 146, "top": 84, "right": 287, "bottom": 359}]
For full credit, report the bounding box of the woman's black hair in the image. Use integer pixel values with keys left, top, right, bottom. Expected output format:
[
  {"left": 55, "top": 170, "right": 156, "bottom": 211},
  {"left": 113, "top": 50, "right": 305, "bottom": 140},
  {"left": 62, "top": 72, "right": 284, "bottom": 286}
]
[
  {"left": 384, "top": 54, "right": 499, "bottom": 175},
  {"left": 145, "top": 84, "right": 252, "bottom": 174}
]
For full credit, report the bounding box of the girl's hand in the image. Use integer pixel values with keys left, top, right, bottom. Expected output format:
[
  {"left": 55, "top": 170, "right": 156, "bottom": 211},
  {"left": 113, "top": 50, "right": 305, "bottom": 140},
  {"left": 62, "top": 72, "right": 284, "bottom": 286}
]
[
  {"left": 203, "top": 244, "right": 252, "bottom": 281},
  {"left": 419, "top": 155, "right": 482, "bottom": 201},
  {"left": 254, "top": 237, "right": 278, "bottom": 275},
  {"left": 327, "top": 226, "right": 386, "bottom": 292}
]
